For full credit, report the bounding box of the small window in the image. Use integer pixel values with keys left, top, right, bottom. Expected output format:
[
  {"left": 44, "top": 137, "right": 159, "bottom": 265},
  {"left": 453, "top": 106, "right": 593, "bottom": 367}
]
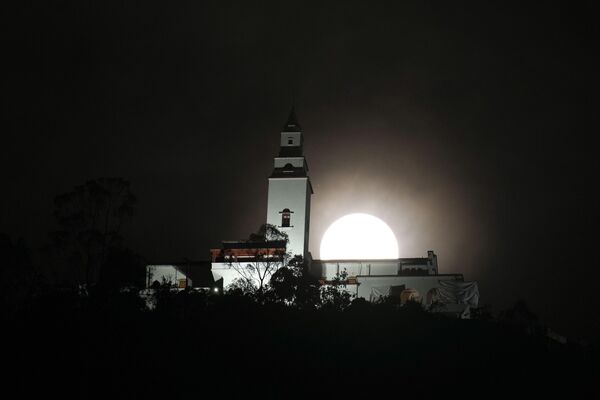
[
  {"left": 288, "top": 138, "right": 294, "bottom": 145},
  {"left": 281, "top": 208, "right": 291, "bottom": 227}
]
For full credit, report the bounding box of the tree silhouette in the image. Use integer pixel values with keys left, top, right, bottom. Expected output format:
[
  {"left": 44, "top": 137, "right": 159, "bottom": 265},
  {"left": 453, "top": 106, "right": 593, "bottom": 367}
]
[
  {"left": 226, "top": 224, "right": 289, "bottom": 295},
  {"left": 319, "top": 269, "right": 354, "bottom": 311},
  {"left": 49, "top": 178, "right": 136, "bottom": 286},
  {"left": 0, "top": 235, "right": 42, "bottom": 308},
  {"left": 499, "top": 299, "right": 544, "bottom": 336},
  {"left": 97, "top": 246, "right": 145, "bottom": 290},
  {"left": 269, "top": 255, "right": 321, "bottom": 308},
  {"left": 247, "top": 223, "right": 288, "bottom": 243}
]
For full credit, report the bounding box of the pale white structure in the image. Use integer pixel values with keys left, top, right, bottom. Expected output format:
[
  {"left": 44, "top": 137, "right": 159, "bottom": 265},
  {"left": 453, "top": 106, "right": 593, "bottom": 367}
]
[
  {"left": 210, "top": 263, "right": 239, "bottom": 290},
  {"left": 147, "top": 107, "right": 479, "bottom": 313},
  {"left": 145, "top": 260, "right": 214, "bottom": 290},
  {"left": 210, "top": 240, "right": 287, "bottom": 290},
  {"left": 261, "top": 109, "right": 478, "bottom": 310},
  {"left": 209, "top": 108, "right": 313, "bottom": 290},
  {"left": 265, "top": 107, "right": 313, "bottom": 260},
  {"left": 146, "top": 264, "right": 192, "bottom": 289},
  {"left": 314, "top": 251, "right": 440, "bottom": 278},
  {"left": 312, "top": 253, "right": 480, "bottom": 310}
]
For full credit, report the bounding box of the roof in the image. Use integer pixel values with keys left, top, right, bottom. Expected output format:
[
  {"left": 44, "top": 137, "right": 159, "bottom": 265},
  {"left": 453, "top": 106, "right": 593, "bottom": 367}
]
[
  {"left": 221, "top": 240, "right": 287, "bottom": 249},
  {"left": 399, "top": 258, "right": 431, "bottom": 265},
  {"left": 282, "top": 106, "right": 302, "bottom": 132},
  {"left": 147, "top": 260, "right": 211, "bottom": 267},
  {"left": 269, "top": 166, "right": 308, "bottom": 178},
  {"left": 314, "top": 258, "right": 429, "bottom": 263},
  {"left": 278, "top": 146, "right": 303, "bottom": 157}
]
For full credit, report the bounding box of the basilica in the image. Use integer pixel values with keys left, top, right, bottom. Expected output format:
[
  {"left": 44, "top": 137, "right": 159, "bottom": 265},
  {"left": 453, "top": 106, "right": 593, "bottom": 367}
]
[{"left": 147, "top": 109, "right": 479, "bottom": 313}]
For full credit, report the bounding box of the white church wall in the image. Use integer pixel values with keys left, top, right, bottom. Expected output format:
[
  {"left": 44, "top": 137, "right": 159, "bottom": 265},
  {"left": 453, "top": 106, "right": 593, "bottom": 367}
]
[
  {"left": 315, "top": 264, "right": 469, "bottom": 307},
  {"left": 355, "top": 275, "right": 463, "bottom": 304},
  {"left": 273, "top": 157, "right": 305, "bottom": 169},
  {"left": 318, "top": 260, "right": 399, "bottom": 279},
  {"left": 211, "top": 262, "right": 242, "bottom": 289},
  {"left": 146, "top": 265, "right": 191, "bottom": 288},
  {"left": 280, "top": 132, "right": 302, "bottom": 147},
  {"left": 304, "top": 183, "right": 311, "bottom": 256},
  {"left": 211, "top": 262, "right": 281, "bottom": 290},
  {"left": 266, "top": 177, "right": 311, "bottom": 259}
]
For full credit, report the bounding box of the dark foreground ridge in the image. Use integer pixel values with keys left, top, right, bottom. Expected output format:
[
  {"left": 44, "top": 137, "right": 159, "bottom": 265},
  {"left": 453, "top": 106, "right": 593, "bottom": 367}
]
[{"left": 6, "top": 289, "right": 598, "bottom": 398}]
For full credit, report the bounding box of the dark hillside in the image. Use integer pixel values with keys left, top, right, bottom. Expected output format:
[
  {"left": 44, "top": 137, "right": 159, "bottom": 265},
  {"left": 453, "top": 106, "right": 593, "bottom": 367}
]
[{"left": 6, "top": 290, "right": 597, "bottom": 398}]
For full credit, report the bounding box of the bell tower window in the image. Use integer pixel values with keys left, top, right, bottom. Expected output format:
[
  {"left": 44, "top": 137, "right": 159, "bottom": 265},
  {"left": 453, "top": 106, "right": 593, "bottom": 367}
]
[{"left": 281, "top": 208, "right": 292, "bottom": 227}]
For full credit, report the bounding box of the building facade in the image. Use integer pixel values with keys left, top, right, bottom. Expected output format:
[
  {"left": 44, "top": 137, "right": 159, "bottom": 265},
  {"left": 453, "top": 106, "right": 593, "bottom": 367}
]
[{"left": 147, "top": 108, "right": 479, "bottom": 312}]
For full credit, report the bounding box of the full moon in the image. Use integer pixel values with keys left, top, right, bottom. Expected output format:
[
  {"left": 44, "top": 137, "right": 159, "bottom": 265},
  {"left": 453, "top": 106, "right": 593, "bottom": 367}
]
[{"left": 320, "top": 213, "right": 399, "bottom": 260}]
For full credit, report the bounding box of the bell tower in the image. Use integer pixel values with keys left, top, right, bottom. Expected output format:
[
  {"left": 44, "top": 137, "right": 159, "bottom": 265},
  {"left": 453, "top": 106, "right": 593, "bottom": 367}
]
[{"left": 266, "top": 107, "right": 313, "bottom": 260}]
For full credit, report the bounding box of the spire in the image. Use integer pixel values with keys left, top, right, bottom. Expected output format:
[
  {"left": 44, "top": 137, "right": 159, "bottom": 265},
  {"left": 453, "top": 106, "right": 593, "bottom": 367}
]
[{"left": 282, "top": 106, "right": 302, "bottom": 132}]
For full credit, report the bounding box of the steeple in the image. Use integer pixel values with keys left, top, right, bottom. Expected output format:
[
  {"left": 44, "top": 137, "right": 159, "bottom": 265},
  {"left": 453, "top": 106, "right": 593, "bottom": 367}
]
[
  {"left": 282, "top": 106, "right": 302, "bottom": 132},
  {"left": 277, "top": 107, "right": 304, "bottom": 158},
  {"left": 266, "top": 106, "right": 313, "bottom": 260}
]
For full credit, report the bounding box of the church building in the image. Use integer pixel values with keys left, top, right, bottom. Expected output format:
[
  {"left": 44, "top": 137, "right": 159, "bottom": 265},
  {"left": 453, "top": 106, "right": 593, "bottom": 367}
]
[
  {"left": 210, "top": 108, "right": 313, "bottom": 288},
  {"left": 147, "top": 108, "right": 479, "bottom": 313}
]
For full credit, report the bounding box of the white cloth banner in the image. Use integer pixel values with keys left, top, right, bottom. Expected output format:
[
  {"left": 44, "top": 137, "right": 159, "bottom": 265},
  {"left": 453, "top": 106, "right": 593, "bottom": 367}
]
[
  {"left": 369, "top": 286, "right": 391, "bottom": 302},
  {"left": 437, "top": 280, "right": 479, "bottom": 307}
]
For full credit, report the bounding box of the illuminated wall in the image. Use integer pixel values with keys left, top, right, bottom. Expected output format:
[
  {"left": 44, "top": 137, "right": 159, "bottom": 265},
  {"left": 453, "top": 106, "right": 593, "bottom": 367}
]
[
  {"left": 266, "top": 110, "right": 312, "bottom": 260},
  {"left": 146, "top": 265, "right": 191, "bottom": 288},
  {"left": 266, "top": 177, "right": 312, "bottom": 259}
]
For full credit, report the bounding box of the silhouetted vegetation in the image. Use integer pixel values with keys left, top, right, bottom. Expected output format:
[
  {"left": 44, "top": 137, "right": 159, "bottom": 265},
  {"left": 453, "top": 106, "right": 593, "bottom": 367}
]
[
  {"left": 2, "top": 182, "right": 597, "bottom": 398},
  {"left": 226, "top": 223, "right": 289, "bottom": 293},
  {"left": 48, "top": 178, "right": 137, "bottom": 287},
  {"left": 269, "top": 256, "right": 321, "bottom": 309},
  {"left": 4, "top": 245, "right": 598, "bottom": 397},
  {"left": 4, "top": 281, "right": 597, "bottom": 398},
  {"left": 0, "top": 234, "right": 43, "bottom": 309}
]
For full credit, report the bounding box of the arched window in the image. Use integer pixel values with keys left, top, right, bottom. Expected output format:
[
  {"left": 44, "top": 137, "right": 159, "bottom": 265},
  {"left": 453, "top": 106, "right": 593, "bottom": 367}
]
[{"left": 281, "top": 208, "right": 291, "bottom": 227}]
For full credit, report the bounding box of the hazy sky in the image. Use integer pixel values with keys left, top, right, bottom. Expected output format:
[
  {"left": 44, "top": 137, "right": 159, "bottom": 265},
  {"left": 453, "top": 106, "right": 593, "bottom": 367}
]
[{"left": 2, "top": 1, "right": 597, "bottom": 339}]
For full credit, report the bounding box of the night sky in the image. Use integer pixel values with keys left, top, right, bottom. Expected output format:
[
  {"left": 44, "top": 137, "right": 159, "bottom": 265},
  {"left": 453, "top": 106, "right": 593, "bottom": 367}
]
[{"left": 2, "top": 2, "right": 598, "bottom": 339}]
